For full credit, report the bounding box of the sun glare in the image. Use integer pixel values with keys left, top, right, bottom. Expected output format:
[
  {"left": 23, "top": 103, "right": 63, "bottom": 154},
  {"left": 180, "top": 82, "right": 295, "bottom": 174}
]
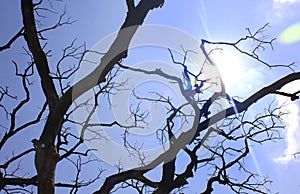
[{"left": 212, "top": 51, "right": 246, "bottom": 94}]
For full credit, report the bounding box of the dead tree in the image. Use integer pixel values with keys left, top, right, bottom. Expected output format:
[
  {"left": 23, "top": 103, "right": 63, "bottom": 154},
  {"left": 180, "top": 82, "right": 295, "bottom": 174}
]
[{"left": 0, "top": 1, "right": 299, "bottom": 194}]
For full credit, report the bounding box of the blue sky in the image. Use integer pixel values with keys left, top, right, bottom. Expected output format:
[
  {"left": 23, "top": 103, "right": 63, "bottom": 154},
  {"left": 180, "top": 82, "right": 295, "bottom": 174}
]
[{"left": 1, "top": 0, "right": 300, "bottom": 193}]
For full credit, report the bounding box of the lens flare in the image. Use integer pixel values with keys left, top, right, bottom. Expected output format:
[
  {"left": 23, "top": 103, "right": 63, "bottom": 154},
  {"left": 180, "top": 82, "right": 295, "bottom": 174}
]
[{"left": 279, "top": 22, "right": 300, "bottom": 44}]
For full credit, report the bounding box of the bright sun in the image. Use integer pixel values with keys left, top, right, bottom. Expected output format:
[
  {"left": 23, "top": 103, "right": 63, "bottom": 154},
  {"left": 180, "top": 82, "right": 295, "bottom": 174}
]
[{"left": 212, "top": 51, "right": 246, "bottom": 93}]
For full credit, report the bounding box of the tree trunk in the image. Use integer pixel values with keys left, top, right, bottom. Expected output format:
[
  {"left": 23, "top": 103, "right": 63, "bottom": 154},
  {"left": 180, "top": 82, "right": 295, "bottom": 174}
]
[{"left": 33, "top": 140, "right": 59, "bottom": 194}]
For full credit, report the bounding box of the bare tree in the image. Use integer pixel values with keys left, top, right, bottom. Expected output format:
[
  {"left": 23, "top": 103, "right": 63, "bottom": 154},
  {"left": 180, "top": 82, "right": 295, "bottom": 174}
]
[{"left": 0, "top": 1, "right": 299, "bottom": 194}]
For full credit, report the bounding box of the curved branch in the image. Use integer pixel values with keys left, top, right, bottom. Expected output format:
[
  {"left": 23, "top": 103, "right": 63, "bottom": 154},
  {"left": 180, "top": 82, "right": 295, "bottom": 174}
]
[
  {"left": 21, "top": 0, "right": 59, "bottom": 110},
  {"left": 93, "top": 170, "right": 149, "bottom": 194}
]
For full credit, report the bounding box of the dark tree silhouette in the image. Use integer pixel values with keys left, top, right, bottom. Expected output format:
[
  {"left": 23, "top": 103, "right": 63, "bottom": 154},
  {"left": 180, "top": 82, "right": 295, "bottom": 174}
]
[{"left": 0, "top": 1, "right": 299, "bottom": 194}]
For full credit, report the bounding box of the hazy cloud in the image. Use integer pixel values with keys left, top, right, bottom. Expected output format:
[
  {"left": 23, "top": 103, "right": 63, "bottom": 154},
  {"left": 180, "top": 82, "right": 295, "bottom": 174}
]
[
  {"left": 274, "top": 81, "right": 300, "bottom": 163},
  {"left": 269, "top": 0, "right": 300, "bottom": 21}
]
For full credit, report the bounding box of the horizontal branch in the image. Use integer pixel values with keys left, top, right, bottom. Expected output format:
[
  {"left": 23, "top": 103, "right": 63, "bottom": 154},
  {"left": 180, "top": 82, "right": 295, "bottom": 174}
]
[{"left": 0, "top": 174, "right": 37, "bottom": 190}]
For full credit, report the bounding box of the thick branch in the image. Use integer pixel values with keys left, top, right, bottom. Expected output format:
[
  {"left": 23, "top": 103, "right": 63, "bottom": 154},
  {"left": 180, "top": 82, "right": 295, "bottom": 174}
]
[
  {"left": 195, "top": 72, "right": 300, "bottom": 139},
  {"left": 39, "top": 0, "right": 165, "bottom": 145},
  {"left": 126, "top": 0, "right": 135, "bottom": 12},
  {"left": 21, "top": 0, "right": 58, "bottom": 110},
  {"left": 93, "top": 170, "right": 149, "bottom": 194},
  {"left": 0, "top": 174, "right": 37, "bottom": 190}
]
